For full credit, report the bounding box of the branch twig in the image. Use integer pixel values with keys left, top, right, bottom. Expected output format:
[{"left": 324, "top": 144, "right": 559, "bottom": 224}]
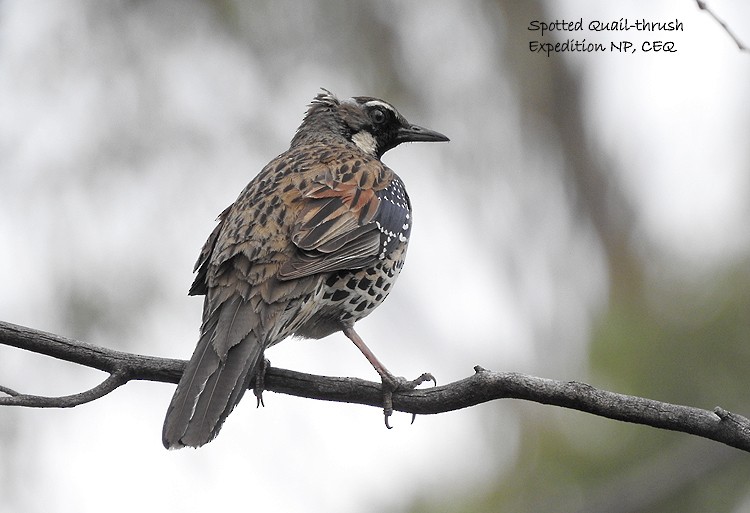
[
  {"left": 696, "top": 0, "right": 748, "bottom": 51},
  {"left": 0, "top": 371, "right": 128, "bottom": 407},
  {"left": 2, "top": 320, "right": 750, "bottom": 452}
]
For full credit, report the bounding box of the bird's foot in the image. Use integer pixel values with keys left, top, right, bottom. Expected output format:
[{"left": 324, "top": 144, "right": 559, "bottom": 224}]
[
  {"left": 253, "top": 358, "right": 271, "bottom": 408},
  {"left": 380, "top": 372, "right": 436, "bottom": 429}
]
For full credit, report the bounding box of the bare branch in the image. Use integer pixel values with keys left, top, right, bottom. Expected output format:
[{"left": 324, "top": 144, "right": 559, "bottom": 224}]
[
  {"left": 0, "top": 384, "right": 20, "bottom": 396},
  {"left": 696, "top": 0, "right": 748, "bottom": 51},
  {"left": 0, "top": 320, "right": 184, "bottom": 383},
  {"left": 2, "top": 320, "right": 750, "bottom": 452},
  {"left": 0, "top": 371, "right": 128, "bottom": 408}
]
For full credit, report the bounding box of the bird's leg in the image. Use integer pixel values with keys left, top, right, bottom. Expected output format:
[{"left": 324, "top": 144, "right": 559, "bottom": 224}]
[
  {"left": 342, "top": 325, "right": 436, "bottom": 428},
  {"left": 253, "top": 357, "right": 271, "bottom": 408}
]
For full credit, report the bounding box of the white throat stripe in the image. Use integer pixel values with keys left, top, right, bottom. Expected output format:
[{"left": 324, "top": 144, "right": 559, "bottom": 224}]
[{"left": 351, "top": 131, "right": 378, "bottom": 156}]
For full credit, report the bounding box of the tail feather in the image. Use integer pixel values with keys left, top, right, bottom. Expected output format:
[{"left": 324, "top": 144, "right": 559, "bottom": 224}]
[
  {"left": 180, "top": 336, "right": 262, "bottom": 447},
  {"left": 162, "top": 319, "right": 221, "bottom": 445},
  {"left": 162, "top": 295, "right": 264, "bottom": 449}
]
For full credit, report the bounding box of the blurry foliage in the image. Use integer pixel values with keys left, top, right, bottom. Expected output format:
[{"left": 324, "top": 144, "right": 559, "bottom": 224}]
[
  {"left": 406, "top": 1, "right": 750, "bottom": 512},
  {"left": 594, "top": 265, "right": 750, "bottom": 411},
  {"left": 435, "top": 261, "right": 750, "bottom": 513}
]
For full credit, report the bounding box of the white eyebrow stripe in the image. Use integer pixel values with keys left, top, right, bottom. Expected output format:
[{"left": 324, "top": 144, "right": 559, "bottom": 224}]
[{"left": 363, "top": 100, "right": 396, "bottom": 113}]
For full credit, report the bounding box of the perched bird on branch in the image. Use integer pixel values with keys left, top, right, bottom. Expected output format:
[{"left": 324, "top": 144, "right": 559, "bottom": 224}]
[{"left": 162, "top": 89, "right": 449, "bottom": 448}]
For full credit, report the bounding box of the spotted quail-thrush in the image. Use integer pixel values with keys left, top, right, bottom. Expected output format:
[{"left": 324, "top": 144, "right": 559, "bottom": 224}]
[{"left": 162, "top": 89, "right": 449, "bottom": 449}]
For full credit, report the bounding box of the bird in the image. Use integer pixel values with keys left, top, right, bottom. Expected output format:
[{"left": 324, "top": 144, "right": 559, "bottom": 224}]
[{"left": 162, "top": 89, "right": 449, "bottom": 449}]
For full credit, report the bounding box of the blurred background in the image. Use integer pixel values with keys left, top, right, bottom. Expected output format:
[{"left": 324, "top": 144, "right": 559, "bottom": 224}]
[{"left": 1, "top": 0, "right": 749, "bottom": 512}]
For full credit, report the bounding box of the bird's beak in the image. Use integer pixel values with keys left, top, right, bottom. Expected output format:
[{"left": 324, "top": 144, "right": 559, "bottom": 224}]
[{"left": 396, "top": 123, "right": 450, "bottom": 144}]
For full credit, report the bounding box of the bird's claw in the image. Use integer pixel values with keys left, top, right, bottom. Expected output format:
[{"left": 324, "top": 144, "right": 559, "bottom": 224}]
[
  {"left": 412, "top": 372, "right": 437, "bottom": 387},
  {"left": 380, "top": 372, "right": 436, "bottom": 429},
  {"left": 253, "top": 357, "right": 271, "bottom": 408}
]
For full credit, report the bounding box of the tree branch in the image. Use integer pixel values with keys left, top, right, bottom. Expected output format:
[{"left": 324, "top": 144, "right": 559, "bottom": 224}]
[
  {"left": 0, "top": 371, "right": 129, "bottom": 408},
  {"left": 696, "top": 0, "right": 748, "bottom": 51},
  {"left": 2, "top": 320, "right": 750, "bottom": 452}
]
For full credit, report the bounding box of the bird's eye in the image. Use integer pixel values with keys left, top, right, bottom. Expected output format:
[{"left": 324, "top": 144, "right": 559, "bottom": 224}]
[{"left": 370, "top": 108, "right": 386, "bottom": 125}]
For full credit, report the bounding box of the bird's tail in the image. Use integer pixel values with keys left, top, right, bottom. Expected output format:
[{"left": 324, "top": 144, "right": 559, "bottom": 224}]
[{"left": 162, "top": 295, "right": 264, "bottom": 449}]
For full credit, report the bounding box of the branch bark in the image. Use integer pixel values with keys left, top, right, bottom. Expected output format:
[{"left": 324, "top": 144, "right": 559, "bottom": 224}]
[
  {"left": 2, "top": 320, "right": 750, "bottom": 452},
  {"left": 696, "top": 0, "right": 748, "bottom": 51}
]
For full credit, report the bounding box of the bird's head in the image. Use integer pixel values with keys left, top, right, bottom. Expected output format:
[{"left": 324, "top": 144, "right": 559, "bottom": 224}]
[{"left": 292, "top": 89, "right": 449, "bottom": 159}]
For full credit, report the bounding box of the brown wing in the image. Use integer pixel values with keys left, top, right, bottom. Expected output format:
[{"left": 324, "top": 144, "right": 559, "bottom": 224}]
[
  {"left": 277, "top": 161, "right": 393, "bottom": 280},
  {"left": 188, "top": 204, "right": 233, "bottom": 296}
]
